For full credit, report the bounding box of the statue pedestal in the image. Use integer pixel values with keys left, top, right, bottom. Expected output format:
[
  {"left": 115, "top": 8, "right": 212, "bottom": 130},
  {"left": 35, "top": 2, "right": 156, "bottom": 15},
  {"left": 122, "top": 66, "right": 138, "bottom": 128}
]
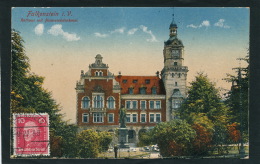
[{"left": 118, "top": 128, "right": 130, "bottom": 148}]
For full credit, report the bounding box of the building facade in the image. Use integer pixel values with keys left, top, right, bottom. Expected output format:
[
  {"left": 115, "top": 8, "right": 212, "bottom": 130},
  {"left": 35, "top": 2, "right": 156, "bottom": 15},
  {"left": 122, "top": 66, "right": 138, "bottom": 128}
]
[{"left": 75, "top": 19, "right": 188, "bottom": 143}]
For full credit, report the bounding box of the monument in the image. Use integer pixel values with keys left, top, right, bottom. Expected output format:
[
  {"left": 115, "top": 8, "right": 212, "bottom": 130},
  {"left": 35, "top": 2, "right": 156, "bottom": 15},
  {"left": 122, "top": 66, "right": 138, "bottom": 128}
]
[{"left": 118, "top": 105, "right": 130, "bottom": 148}]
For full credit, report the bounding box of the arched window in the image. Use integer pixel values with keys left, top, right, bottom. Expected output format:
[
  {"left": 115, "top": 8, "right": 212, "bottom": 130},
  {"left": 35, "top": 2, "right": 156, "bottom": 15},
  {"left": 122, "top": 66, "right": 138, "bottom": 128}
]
[
  {"left": 82, "top": 97, "right": 90, "bottom": 109},
  {"left": 95, "top": 72, "right": 99, "bottom": 76},
  {"left": 94, "top": 95, "right": 103, "bottom": 108},
  {"left": 99, "top": 71, "right": 103, "bottom": 76},
  {"left": 107, "top": 96, "right": 115, "bottom": 109}
]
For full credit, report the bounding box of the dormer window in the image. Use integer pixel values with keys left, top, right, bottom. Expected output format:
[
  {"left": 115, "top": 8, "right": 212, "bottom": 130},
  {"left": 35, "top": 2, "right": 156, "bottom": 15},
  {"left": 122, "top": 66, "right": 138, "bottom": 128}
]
[
  {"left": 152, "top": 87, "right": 157, "bottom": 94},
  {"left": 140, "top": 87, "right": 146, "bottom": 94},
  {"left": 95, "top": 71, "right": 103, "bottom": 76},
  {"left": 129, "top": 88, "right": 134, "bottom": 94}
]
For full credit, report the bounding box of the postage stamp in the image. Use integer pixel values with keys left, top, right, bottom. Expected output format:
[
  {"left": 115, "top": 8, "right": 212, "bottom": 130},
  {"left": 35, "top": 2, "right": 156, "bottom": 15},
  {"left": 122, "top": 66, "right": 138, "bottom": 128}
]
[{"left": 13, "top": 113, "right": 50, "bottom": 156}]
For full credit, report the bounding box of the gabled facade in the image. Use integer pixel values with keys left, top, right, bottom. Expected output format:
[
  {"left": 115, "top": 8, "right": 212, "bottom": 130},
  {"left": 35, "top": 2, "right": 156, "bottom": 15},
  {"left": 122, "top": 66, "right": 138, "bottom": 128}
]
[{"left": 75, "top": 18, "right": 188, "bottom": 143}]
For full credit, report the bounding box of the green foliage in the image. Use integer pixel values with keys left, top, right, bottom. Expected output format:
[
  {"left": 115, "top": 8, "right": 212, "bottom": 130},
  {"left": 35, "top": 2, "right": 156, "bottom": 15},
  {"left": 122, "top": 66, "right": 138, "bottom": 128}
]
[
  {"left": 224, "top": 56, "right": 249, "bottom": 134},
  {"left": 76, "top": 130, "right": 100, "bottom": 158},
  {"left": 137, "top": 131, "right": 153, "bottom": 147},
  {"left": 99, "top": 131, "right": 113, "bottom": 152},
  {"left": 178, "top": 73, "right": 230, "bottom": 124},
  {"left": 11, "top": 29, "right": 79, "bottom": 158},
  {"left": 151, "top": 119, "right": 196, "bottom": 157}
]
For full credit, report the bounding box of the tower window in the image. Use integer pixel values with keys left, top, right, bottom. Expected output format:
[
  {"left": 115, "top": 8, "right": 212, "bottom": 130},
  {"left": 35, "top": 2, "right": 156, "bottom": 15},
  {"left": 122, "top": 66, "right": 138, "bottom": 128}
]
[
  {"left": 178, "top": 73, "right": 181, "bottom": 78},
  {"left": 172, "top": 73, "right": 175, "bottom": 78},
  {"left": 175, "top": 82, "right": 178, "bottom": 86},
  {"left": 174, "top": 62, "right": 178, "bottom": 66}
]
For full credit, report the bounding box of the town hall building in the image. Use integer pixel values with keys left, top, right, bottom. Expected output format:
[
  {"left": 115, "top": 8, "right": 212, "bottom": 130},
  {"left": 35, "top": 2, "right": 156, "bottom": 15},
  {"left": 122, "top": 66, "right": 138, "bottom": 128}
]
[{"left": 75, "top": 17, "right": 188, "bottom": 143}]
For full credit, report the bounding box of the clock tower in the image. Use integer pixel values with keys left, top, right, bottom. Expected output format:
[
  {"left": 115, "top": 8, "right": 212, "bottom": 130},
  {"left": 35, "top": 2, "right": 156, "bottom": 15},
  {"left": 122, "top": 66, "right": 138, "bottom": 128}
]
[{"left": 161, "top": 16, "right": 188, "bottom": 121}]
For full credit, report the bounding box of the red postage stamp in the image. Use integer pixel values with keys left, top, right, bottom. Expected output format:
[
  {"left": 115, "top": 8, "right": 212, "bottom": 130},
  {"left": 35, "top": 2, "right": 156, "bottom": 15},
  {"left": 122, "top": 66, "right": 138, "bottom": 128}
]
[{"left": 13, "top": 113, "right": 50, "bottom": 156}]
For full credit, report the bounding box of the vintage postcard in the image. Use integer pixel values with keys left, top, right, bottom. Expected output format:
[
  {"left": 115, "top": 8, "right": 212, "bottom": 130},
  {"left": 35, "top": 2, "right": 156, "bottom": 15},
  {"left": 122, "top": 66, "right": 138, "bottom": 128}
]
[{"left": 10, "top": 7, "right": 249, "bottom": 159}]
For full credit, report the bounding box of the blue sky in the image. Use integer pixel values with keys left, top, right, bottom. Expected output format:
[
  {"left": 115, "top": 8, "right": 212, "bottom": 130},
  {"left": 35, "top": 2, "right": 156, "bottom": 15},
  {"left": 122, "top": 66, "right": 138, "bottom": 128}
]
[{"left": 12, "top": 7, "right": 249, "bottom": 122}]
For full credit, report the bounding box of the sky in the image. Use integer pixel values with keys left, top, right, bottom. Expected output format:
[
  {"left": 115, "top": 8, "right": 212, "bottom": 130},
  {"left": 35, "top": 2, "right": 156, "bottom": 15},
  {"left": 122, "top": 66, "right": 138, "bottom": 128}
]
[{"left": 12, "top": 7, "right": 249, "bottom": 123}]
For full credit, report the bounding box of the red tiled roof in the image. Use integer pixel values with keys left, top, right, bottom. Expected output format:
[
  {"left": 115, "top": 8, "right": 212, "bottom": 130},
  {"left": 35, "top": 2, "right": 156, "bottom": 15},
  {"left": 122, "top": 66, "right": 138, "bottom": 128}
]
[{"left": 115, "top": 75, "right": 165, "bottom": 95}]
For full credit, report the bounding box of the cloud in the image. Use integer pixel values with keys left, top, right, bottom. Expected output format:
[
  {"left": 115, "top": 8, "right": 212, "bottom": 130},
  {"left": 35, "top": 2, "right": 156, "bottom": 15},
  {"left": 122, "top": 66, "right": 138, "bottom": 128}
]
[
  {"left": 111, "top": 27, "right": 125, "bottom": 34},
  {"left": 214, "top": 19, "right": 230, "bottom": 28},
  {"left": 187, "top": 20, "right": 210, "bottom": 28},
  {"left": 127, "top": 28, "right": 138, "bottom": 35},
  {"left": 139, "top": 25, "right": 158, "bottom": 42},
  {"left": 34, "top": 24, "right": 44, "bottom": 36},
  {"left": 47, "top": 24, "right": 80, "bottom": 41},
  {"left": 94, "top": 32, "right": 108, "bottom": 38}
]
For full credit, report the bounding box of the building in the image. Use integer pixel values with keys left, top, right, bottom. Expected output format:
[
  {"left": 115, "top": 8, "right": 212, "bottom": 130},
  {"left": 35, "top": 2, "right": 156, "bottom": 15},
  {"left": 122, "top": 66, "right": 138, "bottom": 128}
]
[{"left": 75, "top": 17, "right": 188, "bottom": 143}]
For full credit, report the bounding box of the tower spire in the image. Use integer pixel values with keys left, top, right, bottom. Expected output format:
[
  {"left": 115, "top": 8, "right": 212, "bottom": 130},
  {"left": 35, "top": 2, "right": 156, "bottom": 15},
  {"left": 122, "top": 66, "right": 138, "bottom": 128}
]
[{"left": 172, "top": 7, "right": 175, "bottom": 23}]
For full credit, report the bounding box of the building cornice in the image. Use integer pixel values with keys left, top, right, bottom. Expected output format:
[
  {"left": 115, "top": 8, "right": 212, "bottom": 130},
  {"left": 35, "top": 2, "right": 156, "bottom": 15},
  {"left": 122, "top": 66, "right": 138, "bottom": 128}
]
[{"left": 121, "top": 94, "right": 165, "bottom": 100}]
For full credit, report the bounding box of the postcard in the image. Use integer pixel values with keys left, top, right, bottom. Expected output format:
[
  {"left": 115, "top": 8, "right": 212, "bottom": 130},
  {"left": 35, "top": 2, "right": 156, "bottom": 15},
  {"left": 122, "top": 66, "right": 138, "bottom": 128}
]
[{"left": 10, "top": 7, "right": 249, "bottom": 160}]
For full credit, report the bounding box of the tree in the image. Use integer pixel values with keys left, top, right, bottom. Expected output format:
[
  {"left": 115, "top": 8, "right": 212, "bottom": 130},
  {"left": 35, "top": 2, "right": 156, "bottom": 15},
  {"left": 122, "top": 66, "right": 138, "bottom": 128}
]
[
  {"left": 76, "top": 130, "right": 101, "bottom": 158},
  {"left": 224, "top": 55, "right": 249, "bottom": 135},
  {"left": 99, "top": 131, "right": 113, "bottom": 152},
  {"left": 178, "top": 73, "right": 230, "bottom": 124},
  {"left": 11, "top": 29, "right": 78, "bottom": 158},
  {"left": 151, "top": 119, "right": 196, "bottom": 157}
]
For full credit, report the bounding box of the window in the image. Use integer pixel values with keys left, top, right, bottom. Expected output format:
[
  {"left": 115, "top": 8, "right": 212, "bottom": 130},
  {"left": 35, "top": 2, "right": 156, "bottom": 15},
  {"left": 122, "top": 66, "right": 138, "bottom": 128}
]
[
  {"left": 93, "top": 113, "right": 103, "bottom": 123},
  {"left": 133, "top": 80, "right": 138, "bottom": 83},
  {"left": 140, "top": 101, "right": 146, "bottom": 110},
  {"left": 145, "top": 79, "right": 150, "bottom": 84},
  {"left": 126, "top": 101, "right": 131, "bottom": 109},
  {"left": 99, "top": 72, "right": 103, "bottom": 76},
  {"left": 149, "top": 113, "right": 161, "bottom": 123},
  {"left": 141, "top": 114, "right": 146, "bottom": 123},
  {"left": 175, "top": 82, "right": 178, "bottom": 86},
  {"left": 126, "top": 114, "right": 138, "bottom": 123},
  {"left": 178, "top": 73, "right": 181, "bottom": 78},
  {"left": 173, "top": 100, "right": 181, "bottom": 109},
  {"left": 150, "top": 101, "right": 161, "bottom": 109},
  {"left": 125, "top": 101, "right": 138, "bottom": 109},
  {"left": 95, "top": 71, "right": 103, "bottom": 76},
  {"left": 132, "top": 101, "right": 137, "bottom": 109},
  {"left": 172, "top": 73, "right": 175, "bottom": 78},
  {"left": 126, "top": 114, "right": 131, "bottom": 123},
  {"left": 108, "top": 113, "right": 114, "bottom": 123},
  {"left": 140, "top": 87, "right": 146, "bottom": 94},
  {"left": 150, "top": 101, "right": 154, "bottom": 109},
  {"left": 152, "top": 87, "right": 157, "bottom": 94},
  {"left": 107, "top": 97, "right": 115, "bottom": 109},
  {"left": 150, "top": 114, "right": 155, "bottom": 122},
  {"left": 123, "top": 80, "right": 127, "bottom": 83},
  {"left": 95, "top": 72, "right": 99, "bottom": 76},
  {"left": 174, "top": 62, "right": 177, "bottom": 66},
  {"left": 82, "top": 113, "right": 89, "bottom": 123},
  {"left": 132, "top": 114, "right": 137, "bottom": 123},
  {"left": 94, "top": 95, "right": 103, "bottom": 108},
  {"left": 156, "top": 114, "right": 161, "bottom": 122},
  {"left": 129, "top": 88, "right": 133, "bottom": 94},
  {"left": 156, "top": 101, "right": 161, "bottom": 109},
  {"left": 82, "top": 97, "right": 90, "bottom": 109}
]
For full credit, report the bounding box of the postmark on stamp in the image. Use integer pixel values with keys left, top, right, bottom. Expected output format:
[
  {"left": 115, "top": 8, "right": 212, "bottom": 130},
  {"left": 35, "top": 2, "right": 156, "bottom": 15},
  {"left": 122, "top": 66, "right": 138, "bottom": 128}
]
[{"left": 13, "top": 113, "right": 50, "bottom": 156}]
